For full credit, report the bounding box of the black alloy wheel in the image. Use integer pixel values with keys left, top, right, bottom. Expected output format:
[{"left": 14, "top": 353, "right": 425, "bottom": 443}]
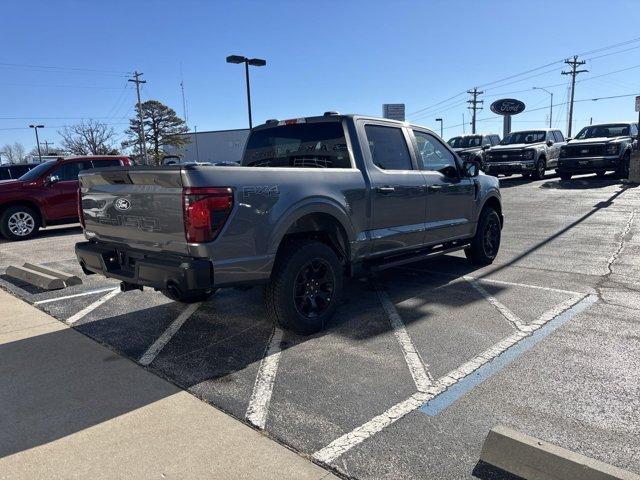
[{"left": 293, "top": 258, "right": 335, "bottom": 318}]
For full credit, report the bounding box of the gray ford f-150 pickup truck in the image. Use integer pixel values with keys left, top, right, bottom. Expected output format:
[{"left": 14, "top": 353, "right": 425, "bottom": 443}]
[{"left": 75, "top": 113, "right": 503, "bottom": 334}]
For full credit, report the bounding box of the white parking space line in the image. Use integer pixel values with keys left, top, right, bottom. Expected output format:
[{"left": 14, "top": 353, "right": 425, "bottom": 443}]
[
  {"left": 376, "top": 287, "right": 433, "bottom": 391},
  {"left": 463, "top": 276, "right": 527, "bottom": 331},
  {"left": 34, "top": 287, "right": 118, "bottom": 305},
  {"left": 246, "top": 326, "right": 284, "bottom": 429},
  {"left": 66, "top": 288, "right": 120, "bottom": 325},
  {"left": 314, "top": 391, "right": 431, "bottom": 464},
  {"left": 139, "top": 302, "right": 202, "bottom": 366},
  {"left": 398, "top": 266, "right": 584, "bottom": 296},
  {"left": 314, "top": 291, "right": 595, "bottom": 464}
]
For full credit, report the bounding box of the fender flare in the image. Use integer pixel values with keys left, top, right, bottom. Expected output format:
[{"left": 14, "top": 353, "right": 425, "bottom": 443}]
[{"left": 267, "top": 197, "right": 357, "bottom": 256}]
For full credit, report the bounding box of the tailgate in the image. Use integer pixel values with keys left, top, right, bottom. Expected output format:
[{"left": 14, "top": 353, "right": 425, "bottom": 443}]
[{"left": 79, "top": 166, "right": 188, "bottom": 254}]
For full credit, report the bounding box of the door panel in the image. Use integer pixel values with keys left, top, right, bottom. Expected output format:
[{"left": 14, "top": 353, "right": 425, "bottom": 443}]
[
  {"left": 412, "top": 130, "right": 476, "bottom": 244},
  {"left": 361, "top": 123, "right": 428, "bottom": 255},
  {"left": 44, "top": 161, "right": 92, "bottom": 220}
]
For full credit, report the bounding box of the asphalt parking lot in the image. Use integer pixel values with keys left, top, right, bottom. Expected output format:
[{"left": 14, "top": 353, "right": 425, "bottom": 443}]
[{"left": 1, "top": 173, "right": 639, "bottom": 480}]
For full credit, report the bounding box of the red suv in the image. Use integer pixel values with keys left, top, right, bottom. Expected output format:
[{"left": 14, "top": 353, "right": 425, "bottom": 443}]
[{"left": 0, "top": 156, "right": 131, "bottom": 241}]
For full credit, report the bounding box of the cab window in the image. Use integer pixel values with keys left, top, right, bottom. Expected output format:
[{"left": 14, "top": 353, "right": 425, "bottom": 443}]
[
  {"left": 554, "top": 131, "right": 565, "bottom": 142},
  {"left": 413, "top": 130, "right": 457, "bottom": 173},
  {"left": 52, "top": 161, "right": 93, "bottom": 181},
  {"left": 365, "top": 125, "right": 413, "bottom": 170}
]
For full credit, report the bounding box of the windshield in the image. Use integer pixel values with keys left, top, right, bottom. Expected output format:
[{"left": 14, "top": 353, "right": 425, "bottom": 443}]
[
  {"left": 500, "top": 131, "right": 546, "bottom": 145},
  {"left": 574, "top": 124, "right": 630, "bottom": 139},
  {"left": 18, "top": 160, "right": 56, "bottom": 181},
  {"left": 447, "top": 136, "right": 482, "bottom": 148},
  {"left": 242, "top": 122, "right": 351, "bottom": 168}
]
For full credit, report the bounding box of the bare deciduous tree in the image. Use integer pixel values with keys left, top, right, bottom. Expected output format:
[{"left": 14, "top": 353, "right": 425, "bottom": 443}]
[
  {"left": 0, "top": 142, "right": 27, "bottom": 164},
  {"left": 58, "top": 120, "right": 120, "bottom": 156}
]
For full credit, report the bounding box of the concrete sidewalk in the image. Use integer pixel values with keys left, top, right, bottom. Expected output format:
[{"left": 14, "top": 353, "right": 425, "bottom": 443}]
[{"left": 0, "top": 289, "right": 338, "bottom": 480}]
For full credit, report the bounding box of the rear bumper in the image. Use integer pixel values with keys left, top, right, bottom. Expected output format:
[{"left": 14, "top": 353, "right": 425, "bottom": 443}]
[
  {"left": 76, "top": 241, "right": 213, "bottom": 292},
  {"left": 557, "top": 156, "right": 620, "bottom": 173},
  {"left": 485, "top": 160, "right": 535, "bottom": 174}
]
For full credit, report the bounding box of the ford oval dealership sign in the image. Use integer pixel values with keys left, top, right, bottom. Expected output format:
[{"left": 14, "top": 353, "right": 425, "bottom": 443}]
[{"left": 490, "top": 98, "right": 526, "bottom": 116}]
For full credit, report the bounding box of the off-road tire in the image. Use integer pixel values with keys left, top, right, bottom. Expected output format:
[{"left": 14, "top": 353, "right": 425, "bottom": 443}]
[
  {"left": 465, "top": 207, "right": 501, "bottom": 266},
  {"left": 532, "top": 158, "right": 546, "bottom": 180},
  {"left": 617, "top": 152, "right": 631, "bottom": 179},
  {"left": 264, "top": 239, "right": 343, "bottom": 335},
  {"left": 0, "top": 205, "right": 40, "bottom": 241}
]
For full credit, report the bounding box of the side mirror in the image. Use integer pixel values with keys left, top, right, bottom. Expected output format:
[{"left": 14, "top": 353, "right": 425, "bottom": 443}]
[
  {"left": 440, "top": 165, "right": 459, "bottom": 178},
  {"left": 463, "top": 160, "right": 479, "bottom": 178},
  {"left": 46, "top": 174, "right": 60, "bottom": 186},
  {"left": 482, "top": 144, "right": 491, "bottom": 150},
  {"left": 546, "top": 140, "right": 554, "bottom": 147}
]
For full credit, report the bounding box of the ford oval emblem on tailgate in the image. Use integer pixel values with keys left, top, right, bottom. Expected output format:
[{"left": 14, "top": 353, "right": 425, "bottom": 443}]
[{"left": 114, "top": 198, "right": 131, "bottom": 211}]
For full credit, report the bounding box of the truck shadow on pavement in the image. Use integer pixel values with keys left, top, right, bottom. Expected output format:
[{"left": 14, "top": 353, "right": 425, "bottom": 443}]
[{"left": 540, "top": 175, "right": 629, "bottom": 190}]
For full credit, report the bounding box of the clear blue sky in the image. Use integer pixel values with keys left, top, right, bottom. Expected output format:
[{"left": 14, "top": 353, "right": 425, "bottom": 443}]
[{"left": 2, "top": 0, "right": 639, "bottom": 153}]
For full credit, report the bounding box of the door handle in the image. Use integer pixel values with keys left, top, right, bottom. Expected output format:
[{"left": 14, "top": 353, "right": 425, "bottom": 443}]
[
  {"left": 376, "top": 186, "right": 395, "bottom": 194},
  {"left": 428, "top": 185, "right": 445, "bottom": 191}
]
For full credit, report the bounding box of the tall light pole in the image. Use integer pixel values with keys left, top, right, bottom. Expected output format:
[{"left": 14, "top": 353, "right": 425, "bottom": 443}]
[
  {"left": 435, "top": 118, "right": 443, "bottom": 138},
  {"left": 28, "top": 125, "right": 44, "bottom": 163},
  {"left": 533, "top": 87, "right": 553, "bottom": 128},
  {"left": 226, "top": 55, "right": 266, "bottom": 129}
]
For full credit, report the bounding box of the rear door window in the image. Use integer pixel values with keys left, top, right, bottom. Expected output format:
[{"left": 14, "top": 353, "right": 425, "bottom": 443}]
[
  {"left": 242, "top": 122, "right": 351, "bottom": 168},
  {"left": 365, "top": 125, "right": 413, "bottom": 170},
  {"left": 0, "top": 168, "right": 10, "bottom": 180}
]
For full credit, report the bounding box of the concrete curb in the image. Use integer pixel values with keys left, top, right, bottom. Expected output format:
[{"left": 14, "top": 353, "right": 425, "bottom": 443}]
[
  {"left": 23, "top": 262, "right": 82, "bottom": 286},
  {"left": 480, "top": 425, "right": 640, "bottom": 480},
  {"left": 5, "top": 265, "right": 65, "bottom": 290}
]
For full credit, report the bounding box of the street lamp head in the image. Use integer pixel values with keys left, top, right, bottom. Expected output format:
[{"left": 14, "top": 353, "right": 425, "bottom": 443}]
[
  {"left": 435, "top": 118, "right": 442, "bottom": 122},
  {"left": 226, "top": 55, "right": 246, "bottom": 64},
  {"left": 29, "top": 124, "right": 44, "bottom": 129},
  {"left": 247, "top": 58, "right": 266, "bottom": 67}
]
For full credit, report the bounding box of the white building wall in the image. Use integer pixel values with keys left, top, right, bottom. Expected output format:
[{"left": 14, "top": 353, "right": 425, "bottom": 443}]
[{"left": 165, "top": 129, "right": 250, "bottom": 164}]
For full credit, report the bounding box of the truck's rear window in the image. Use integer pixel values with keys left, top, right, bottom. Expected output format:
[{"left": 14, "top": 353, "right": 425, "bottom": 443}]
[{"left": 242, "top": 123, "right": 351, "bottom": 168}]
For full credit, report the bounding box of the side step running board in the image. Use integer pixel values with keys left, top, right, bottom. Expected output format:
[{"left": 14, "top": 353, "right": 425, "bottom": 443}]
[{"left": 367, "top": 245, "right": 466, "bottom": 272}]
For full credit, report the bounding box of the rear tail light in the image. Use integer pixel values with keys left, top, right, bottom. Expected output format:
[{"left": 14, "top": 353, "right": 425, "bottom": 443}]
[
  {"left": 182, "top": 187, "right": 233, "bottom": 243},
  {"left": 77, "top": 188, "right": 85, "bottom": 228}
]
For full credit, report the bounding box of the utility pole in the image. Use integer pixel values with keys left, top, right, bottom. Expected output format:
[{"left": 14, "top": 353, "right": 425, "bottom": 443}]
[
  {"left": 467, "top": 87, "right": 484, "bottom": 134},
  {"left": 462, "top": 113, "right": 465, "bottom": 134},
  {"left": 128, "top": 71, "right": 148, "bottom": 164},
  {"left": 561, "top": 56, "right": 588, "bottom": 137},
  {"left": 435, "top": 118, "right": 443, "bottom": 138},
  {"left": 40, "top": 140, "right": 53, "bottom": 155}
]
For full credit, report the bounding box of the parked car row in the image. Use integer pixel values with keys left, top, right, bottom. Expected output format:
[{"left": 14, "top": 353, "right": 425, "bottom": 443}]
[
  {"left": 0, "top": 156, "right": 131, "bottom": 240},
  {"left": 447, "top": 121, "right": 639, "bottom": 181},
  {"left": 0, "top": 163, "right": 39, "bottom": 181}
]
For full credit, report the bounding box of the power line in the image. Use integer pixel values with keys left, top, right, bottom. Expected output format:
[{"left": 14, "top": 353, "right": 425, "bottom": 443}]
[
  {"left": 408, "top": 35, "right": 640, "bottom": 120},
  {"left": 0, "top": 61, "right": 130, "bottom": 76}
]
